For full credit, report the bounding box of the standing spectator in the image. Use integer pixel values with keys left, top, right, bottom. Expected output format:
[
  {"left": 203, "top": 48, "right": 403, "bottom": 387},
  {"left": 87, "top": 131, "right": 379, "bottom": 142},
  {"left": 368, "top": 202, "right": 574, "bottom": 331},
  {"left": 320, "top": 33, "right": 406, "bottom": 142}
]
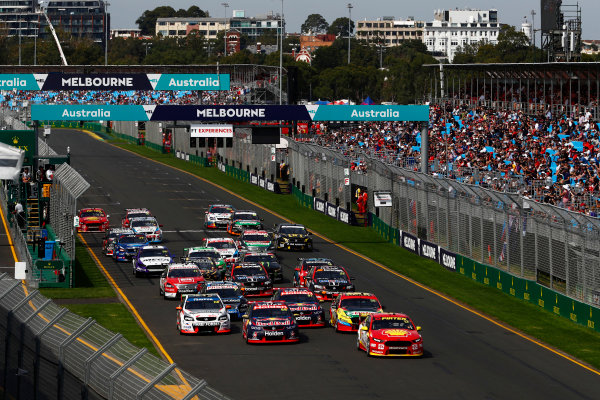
[
  {"left": 13, "top": 201, "right": 24, "bottom": 229},
  {"left": 45, "top": 167, "right": 54, "bottom": 181}
]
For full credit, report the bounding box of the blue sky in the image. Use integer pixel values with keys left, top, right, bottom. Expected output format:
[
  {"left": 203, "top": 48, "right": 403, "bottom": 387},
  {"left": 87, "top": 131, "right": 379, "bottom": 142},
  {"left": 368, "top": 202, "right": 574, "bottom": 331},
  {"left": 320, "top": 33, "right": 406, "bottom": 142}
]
[{"left": 112, "top": 1, "right": 599, "bottom": 40}]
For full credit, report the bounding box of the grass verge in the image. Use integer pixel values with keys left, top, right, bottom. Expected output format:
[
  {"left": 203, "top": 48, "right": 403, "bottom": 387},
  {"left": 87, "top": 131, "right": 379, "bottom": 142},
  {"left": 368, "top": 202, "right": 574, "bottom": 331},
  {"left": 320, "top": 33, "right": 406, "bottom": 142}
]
[{"left": 108, "top": 137, "right": 600, "bottom": 370}]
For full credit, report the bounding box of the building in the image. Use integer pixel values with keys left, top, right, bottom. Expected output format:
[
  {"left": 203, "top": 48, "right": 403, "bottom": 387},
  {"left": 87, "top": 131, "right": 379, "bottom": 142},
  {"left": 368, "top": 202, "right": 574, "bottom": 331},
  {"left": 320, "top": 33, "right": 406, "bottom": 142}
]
[
  {"left": 423, "top": 9, "right": 499, "bottom": 61},
  {"left": 0, "top": 0, "right": 41, "bottom": 37},
  {"left": 111, "top": 28, "right": 142, "bottom": 39},
  {"left": 355, "top": 17, "right": 424, "bottom": 47},
  {"left": 45, "top": 0, "right": 109, "bottom": 45},
  {"left": 228, "top": 11, "right": 282, "bottom": 40},
  {"left": 299, "top": 33, "right": 336, "bottom": 52},
  {"left": 582, "top": 40, "right": 600, "bottom": 55},
  {"left": 225, "top": 30, "right": 241, "bottom": 55}
]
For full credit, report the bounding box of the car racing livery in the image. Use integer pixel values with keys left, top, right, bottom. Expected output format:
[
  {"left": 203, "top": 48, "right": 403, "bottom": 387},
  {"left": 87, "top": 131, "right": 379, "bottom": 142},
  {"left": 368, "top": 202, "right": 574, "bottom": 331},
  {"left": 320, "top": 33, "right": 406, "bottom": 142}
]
[
  {"left": 226, "top": 210, "right": 263, "bottom": 235},
  {"left": 201, "top": 237, "right": 239, "bottom": 264},
  {"left": 132, "top": 245, "right": 173, "bottom": 276},
  {"left": 129, "top": 216, "right": 163, "bottom": 243},
  {"left": 160, "top": 263, "right": 205, "bottom": 299},
  {"left": 229, "top": 263, "right": 273, "bottom": 297},
  {"left": 238, "top": 252, "right": 282, "bottom": 282},
  {"left": 76, "top": 208, "right": 110, "bottom": 232},
  {"left": 273, "top": 223, "right": 313, "bottom": 251},
  {"left": 357, "top": 313, "right": 423, "bottom": 357},
  {"left": 112, "top": 233, "right": 148, "bottom": 262},
  {"left": 204, "top": 204, "right": 235, "bottom": 229},
  {"left": 330, "top": 292, "right": 383, "bottom": 332},
  {"left": 176, "top": 294, "right": 230, "bottom": 334},
  {"left": 122, "top": 208, "right": 151, "bottom": 228},
  {"left": 242, "top": 301, "right": 299, "bottom": 344},
  {"left": 294, "top": 258, "right": 335, "bottom": 287},
  {"left": 183, "top": 246, "right": 227, "bottom": 278},
  {"left": 102, "top": 228, "right": 132, "bottom": 256},
  {"left": 181, "top": 256, "right": 220, "bottom": 280},
  {"left": 272, "top": 288, "right": 325, "bottom": 327},
  {"left": 236, "top": 230, "right": 275, "bottom": 253},
  {"left": 201, "top": 281, "right": 248, "bottom": 319},
  {"left": 305, "top": 265, "right": 355, "bottom": 301}
]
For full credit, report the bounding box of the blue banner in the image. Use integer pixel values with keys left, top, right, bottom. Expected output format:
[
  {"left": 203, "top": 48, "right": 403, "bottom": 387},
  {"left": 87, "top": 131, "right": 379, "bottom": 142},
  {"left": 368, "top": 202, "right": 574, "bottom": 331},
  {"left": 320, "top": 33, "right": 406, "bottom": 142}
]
[
  {"left": 310, "top": 105, "right": 429, "bottom": 122},
  {"left": 153, "top": 74, "right": 230, "bottom": 90},
  {"left": 0, "top": 74, "right": 44, "bottom": 90},
  {"left": 32, "top": 105, "right": 151, "bottom": 121}
]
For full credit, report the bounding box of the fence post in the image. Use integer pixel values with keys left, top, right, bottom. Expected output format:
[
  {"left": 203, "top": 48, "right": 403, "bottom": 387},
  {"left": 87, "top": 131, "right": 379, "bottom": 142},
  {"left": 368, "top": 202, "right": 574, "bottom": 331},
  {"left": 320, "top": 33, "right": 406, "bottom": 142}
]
[
  {"left": 135, "top": 363, "right": 177, "bottom": 400},
  {"left": 1, "top": 280, "right": 24, "bottom": 399},
  {"left": 181, "top": 381, "right": 208, "bottom": 400},
  {"left": 108, "top": 348, "right": 147, "bottom": 400},
  {"left": 57, "top": 317, "right": 95, "bottom": 400},
  {"left": 82, "top": 333, "right": 122, "bottom": 400},
  {"left": 34, "top": 308, "right": 68, "bottom": 400}
]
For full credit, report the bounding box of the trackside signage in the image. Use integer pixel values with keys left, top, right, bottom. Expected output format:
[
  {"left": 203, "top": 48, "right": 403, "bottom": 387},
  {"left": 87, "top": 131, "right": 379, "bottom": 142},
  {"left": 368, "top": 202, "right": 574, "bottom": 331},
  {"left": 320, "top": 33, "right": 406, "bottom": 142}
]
[
  {"left": 419, "top": 239, "right": 439, "bottom": 263},
  {"left": 326, "top": 202, "right": 338, "bottom": 219},
  {"left": 32, "top": 105, "right": 150, "bottom": 121},
  {"left": 314, "top": 198, "right": 326, "bottom": 214},
  {"left": 190, "top": 125, "right": 234, "bottom": 138},
  {"left": 401, "top": 231, "right": 419, "bottom": 255},
  {"left": 439, "top": 248, "right": 457, "bottom": 272}
]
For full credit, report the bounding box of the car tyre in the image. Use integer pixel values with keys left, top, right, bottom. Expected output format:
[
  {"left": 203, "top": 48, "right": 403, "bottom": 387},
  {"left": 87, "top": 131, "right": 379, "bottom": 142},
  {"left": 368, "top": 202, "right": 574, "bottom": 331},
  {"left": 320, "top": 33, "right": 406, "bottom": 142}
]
[{"left": 367, "top": 338, "right": 373, "bottom": 357}]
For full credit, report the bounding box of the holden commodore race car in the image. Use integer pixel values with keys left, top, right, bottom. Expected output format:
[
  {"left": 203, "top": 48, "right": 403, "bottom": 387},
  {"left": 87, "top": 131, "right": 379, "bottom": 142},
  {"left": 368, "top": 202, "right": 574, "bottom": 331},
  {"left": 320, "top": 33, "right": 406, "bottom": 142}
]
[
  {"left": 112, "top": 233, "right": 148, "bottom": 262},
  {"left": 294, "top": 258, "right": 335, "bottom": 287},
  {"left": 242, "top": 301, "right": 299, "bottom": 344},
  {"left": 273, "top": 223, "right": 313, "bottom": 251},
  {"left": 159, "top": 263, "right": 205, "bottom": 299},
  {"left": 201, "top": 281, "right": 248, "bottom": 319},
  {"left": 201, "top": 237, "right": 239, "bottom": 264},
  {"left": 102, "top": 228, "right": 132, "bottom": 256},
  {"left": 357, "top": 313, "right": 423, "bottom": 357},
  {"left": 176, "top": 294, "right": 230, "bottom": 335},
  {"left": 129, "top": 216, "right": 163, "bottom": 243},
  {"left": 180, "top": 256, "right": 221, "bottom": 280},
  {"left": 204, "top": 204, "right": 235, "bottom": 229},
  {"left": 238, "top": 252, "right": 282, "bottom": 282},
  {"left": 226, "top": 210, "right": 263, "bottom": 235},
  {"left": 183, "top": 246, "right": 227, "bottom": 278},
  {"left": 305, "top": 265, "right": 355, "bottom": 301},
  {"left": 132, "top": 245, "right": 173, "bottom": 277},
  {"left": 330, "top": 292, "right": 384, "bottom": 332},
  {"left": 272, "top": 288, "right": 325, "bottom": 327},
  {"left": 236, "top": 230, "right": 275, "bottom": 253},
  {"left": 122, "top": 208, "right": 151, "bottom": 228},
  {"left": 228, "top": 263, "right": 273, "bottom": 297},
  {"left": 76, "top": 208, "right": 110, "bottom": 232}
]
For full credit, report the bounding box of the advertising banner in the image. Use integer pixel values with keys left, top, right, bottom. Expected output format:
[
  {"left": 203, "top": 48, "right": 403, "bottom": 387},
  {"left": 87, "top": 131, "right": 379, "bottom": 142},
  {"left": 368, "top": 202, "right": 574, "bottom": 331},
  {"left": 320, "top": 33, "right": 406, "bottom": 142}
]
[
  {"left": 250, "top": 174, "right": 258, "bottom": 185},
  {"left": 326, "top": 202, "right": 338, "bottom": 219},
  {"left": 401, "top": 231, "right": 419, "bottom": 255},
  {"left": 190, "top": 125, "right": 234, "bottom": 137},
  {"left": 313, "top": 198, "right": 326, "bottom": 214},
  {"left": 419, "top": 239, "right": 439, "bottom": 263},
  {"left": 439, "top": 247, "right": 457, "bottom": 272}
]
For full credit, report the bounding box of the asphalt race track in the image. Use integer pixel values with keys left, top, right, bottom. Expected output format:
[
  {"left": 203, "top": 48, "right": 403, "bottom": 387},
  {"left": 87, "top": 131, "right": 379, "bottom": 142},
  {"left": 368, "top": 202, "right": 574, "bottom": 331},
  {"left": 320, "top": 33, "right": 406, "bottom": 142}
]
[{"left": 48, "top": 130, "right": 600, "bottom": 400}]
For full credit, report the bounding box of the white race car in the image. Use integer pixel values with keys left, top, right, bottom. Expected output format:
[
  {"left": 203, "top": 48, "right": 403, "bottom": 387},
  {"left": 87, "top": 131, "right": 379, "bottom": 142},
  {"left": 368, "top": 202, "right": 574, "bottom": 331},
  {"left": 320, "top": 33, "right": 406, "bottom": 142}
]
[
  {"left": 202, "top": 237, "right": 240, "bottom": 264},
  {"left": 176, "top": 294, "right": 231, "bottom": 334},
  {"left": 130, "top": 216, "right": 163, "bottom": 243},
  {"left": 204, "top": 204, "right": 235, "bottom": 229}
]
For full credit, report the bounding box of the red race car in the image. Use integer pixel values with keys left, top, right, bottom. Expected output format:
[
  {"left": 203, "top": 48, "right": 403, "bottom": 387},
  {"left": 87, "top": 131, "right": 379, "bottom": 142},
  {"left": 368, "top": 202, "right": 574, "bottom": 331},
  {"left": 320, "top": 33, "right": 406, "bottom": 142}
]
[
  {"left": 329, "top": 292, "right": 383, "bottom": 332},
  {"left": 293, "top": 258, "right": 335, "bottom": 287},
  {"left": 304, "top": 265, "right": 355, "bottom": 301},
  {"left": 76, "top": 208, "right": 110, "bottom": 232},
  {"left": 272, "top": 288, "right": 326, "bottom": 327},
  {"left": 242, "top": 301, "right": 300, "bottom": 344},
  {"left": 357, "top": 313, "right": 423, "bottom": 357}
]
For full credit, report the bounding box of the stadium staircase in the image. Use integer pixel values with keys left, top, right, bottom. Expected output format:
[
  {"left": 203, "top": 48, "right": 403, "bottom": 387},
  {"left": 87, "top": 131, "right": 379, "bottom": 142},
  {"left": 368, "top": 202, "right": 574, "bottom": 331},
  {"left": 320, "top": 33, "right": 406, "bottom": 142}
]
[
  {"left": 354, "top": 212, "right": 368, "bottom": 226},
  {"left": 276, "top": 179, "right": 292, "bottom": 194},
  {"left": 26, "top": 198, "right": 40, "bottom": 228}
]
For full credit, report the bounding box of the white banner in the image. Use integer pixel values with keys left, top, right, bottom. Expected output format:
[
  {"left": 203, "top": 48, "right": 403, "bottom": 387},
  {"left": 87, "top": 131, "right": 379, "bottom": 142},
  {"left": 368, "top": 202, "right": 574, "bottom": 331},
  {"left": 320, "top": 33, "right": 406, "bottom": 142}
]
[{"left": 190, "top": 124, "right": 233, "bottom": 137}]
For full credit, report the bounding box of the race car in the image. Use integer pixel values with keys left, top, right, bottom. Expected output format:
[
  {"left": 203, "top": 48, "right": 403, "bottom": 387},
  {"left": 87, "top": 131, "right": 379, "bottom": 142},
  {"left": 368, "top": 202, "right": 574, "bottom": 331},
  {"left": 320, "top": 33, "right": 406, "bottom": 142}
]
[
  {"left": 176, "top": 294, "right": 230, "bottom": 335},
  {"left": 228, "top": 263, "right": 273, "bottom": 297},
  {"left": 201, "top": 237, "right": 239, "bottom": 264},
  {"left": 226, "top": 210, "right": 263, "bottom": 235},
  {"left": 357, "top": 313, "right": 423, "bottom": 357},
  {"left": 129, "top": 216, "right": 163, "bottom": 243},
  {"left": 132, "top": 245, "right": 173, "bottom": 277},
  {"left": 180, "top": 256, "right": 220, "bottom": 280},
  {"left": 112, "top": 233, "right": 148, "bottom": 262},
  {"left": 76, "top": 208, "right": 110, "bottom": 232},
  {"left": 121, "top": 208, "right": 151, "bottom": 228},
  {"left": 159, "top": 263, "right": 205, "bottom": 299},
  {"left": 183, "top": 246, "right": 228, "bottom": 278},
  {"left": 204, "top": 204, "right": 235, "bottom": 229},
  {"left": 272, "top": 288, "right": 325, "bottom": 327},
  {"left": 273, "top": 223, "right": 313, "bottom": 251},
  {"left": 238, "top": 252, "right": 282, "bottom": 282},
  {"left": 242, "top": 301, "right": 299, "bottom": 344},
  {"left": 305, "top": 265, "right": 355, "bottom": 301},
  {"left": 201, "top": 281, "right": 248, "bottom": 319},
  {"left": 330, "top": 292, "right": 383, "bottom": 332},
  {"left": 236, "top": 230, "right": 275, "bottom": 253},
  {"left": 102, "top": 228, "right": 132, "bottom": 256},
  {"left": 294, "top": 258, "right": 335, "bottom": 287}
]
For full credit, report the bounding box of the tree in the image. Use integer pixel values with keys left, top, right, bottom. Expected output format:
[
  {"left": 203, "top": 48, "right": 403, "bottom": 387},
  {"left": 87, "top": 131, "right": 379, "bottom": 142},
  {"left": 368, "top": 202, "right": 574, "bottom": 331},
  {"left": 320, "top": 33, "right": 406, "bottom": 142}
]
[
  {"left": 327, "top": 17, "right": 354, "bottom": 38},
  {"left": 136, "top": 6, "right": 208, "bottom": 36},
  {"left": 301, "top": 14, "right": 329, "bottom": 34}
]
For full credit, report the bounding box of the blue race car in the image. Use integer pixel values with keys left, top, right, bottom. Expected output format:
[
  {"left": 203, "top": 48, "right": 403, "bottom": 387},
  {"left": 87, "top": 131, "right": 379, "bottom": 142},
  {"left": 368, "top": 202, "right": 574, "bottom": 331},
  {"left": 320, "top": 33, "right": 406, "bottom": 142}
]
[
  {"left": 132, "top": 245, "right": 173, "bottom": 277},
  {"left": 112, "top": 233, "right": 148, "bottom": 262},
  {"left": 201, "top": 281, "right": 248, "bottom": 319}
]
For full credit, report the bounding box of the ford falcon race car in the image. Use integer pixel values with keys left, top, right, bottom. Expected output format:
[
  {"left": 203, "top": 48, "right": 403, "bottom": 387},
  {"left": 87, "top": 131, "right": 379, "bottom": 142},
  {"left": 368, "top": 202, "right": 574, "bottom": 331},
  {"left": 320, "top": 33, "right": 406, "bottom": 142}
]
[
  {"left": 330, "top": 292, "right": 383, "bottom": 332},
  {"left": 176, "top": 294, "right": 230, "bottom": 334},
  {"left": 204, "top": 204, "right": 235, "bottom": 229},
  {"left": 242, "top": 301, "right": 299, "bottom": 344},
  {"left": 129, "top": 216, "right": 163, "bottom": 243},
  {"left": 76, "top": 208, "right": 110, "bottom": 232},
  {"left": 294, "top": 258, "right": 335, "bottom": 287},
  {"left": 236, "top": 230, "right": 275, "bottom": 253},
  {"left": 238, "top": 252, "right": 282, "bottom": 282},
  {"left": 201, "top": 237, "right": 239, "bottom": 264},
  {"left": 183, "top": 246, "right": 227, "bottom": 278},
  {"left": 228, "top": 263, "right": 273, "bottom": 297},
  {"left": 201, "top": 281, "right": 248, "bottom": 319},
  {"left": 273, "top": 224, "right": 313, "bottom": 251},
  {"left": 121, "top": 208, "right": 151, "bottom": 228},
  {"left": 112, "top": 233, "right": 148, "bottom": 262},
  {"left": 102, "top": 228, "right": 132, "bottom": 256},
  {"left": 305, "top": 266, "right": 355, "bottom": 301},
  {"left": 226, "top": 210, "right": 263, "bottom": 235},
  {"left": 132, "top": 245, "right": 173, "bottom": 277},
  {"left": 180, "top": 256, "right": 221, "bottom": 280},
  {"left": 357, "top": 313, "right": 423, "bottom": 357},
  {"left": 160, "top": 263, "right": 205, "bottom": 299},
  {"left": 272, "top": 288, "right": 325, "bottom": 327}
]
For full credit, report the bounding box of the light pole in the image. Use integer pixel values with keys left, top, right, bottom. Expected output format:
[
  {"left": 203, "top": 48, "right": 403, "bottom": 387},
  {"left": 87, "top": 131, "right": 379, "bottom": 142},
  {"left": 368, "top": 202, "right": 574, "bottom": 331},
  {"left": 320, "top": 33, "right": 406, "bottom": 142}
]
[
  {"left": 18, "top": 16, "right": 22, "bottom": 66},
  {"left": 279, "top": 0, "right": 283, "bottom": 104},
  {"left": 104, "top": 1, "right": 110, "bottom": 66},
  {"left": 347, "top": 3, "right": 353, "bottom": 64},
  {"left": 221, "top": 2, "right": 229, "bottom": 56},
  {"left": 34, "top": 21, "right": 39, "bottom": 66},
  {"left": 530, "top": 9, "right": 536, "bottom": 47}
]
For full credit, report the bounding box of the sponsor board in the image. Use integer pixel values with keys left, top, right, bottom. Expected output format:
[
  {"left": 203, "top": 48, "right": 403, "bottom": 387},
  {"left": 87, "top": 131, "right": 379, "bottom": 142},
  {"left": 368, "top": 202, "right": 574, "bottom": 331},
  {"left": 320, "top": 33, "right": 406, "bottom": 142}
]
[
  {"left": 190, "top": 124, "right": 234, "bottom": 137},
  {"left": 419, "top": 239, "right": 438, "bottom": 263},
  {"left": 314, "top": 198, "right": 326, "bottom": 213},
  {"left": 439, "top": 247, "right": 457, "bottom": 272},
  {"left": 266, "top": 180, "right": 275, "bottom": 192},
  {"left": 326, "top": 203, "right": 338, "bottom": 219},
  {"left": 401, "top": 231, "right": 419, "bottom": 254},
  {"left": 374, "top": 191, "right": 392, "bottom": 207},
  {"left": 258, "top": 177, "right": 266, "bottom": 189},
  {"left": 250, "top": 174, "right": 258, "bottom": 185},
  {"left": 338, "top": 208, "right": 351, "bottom": 224}
]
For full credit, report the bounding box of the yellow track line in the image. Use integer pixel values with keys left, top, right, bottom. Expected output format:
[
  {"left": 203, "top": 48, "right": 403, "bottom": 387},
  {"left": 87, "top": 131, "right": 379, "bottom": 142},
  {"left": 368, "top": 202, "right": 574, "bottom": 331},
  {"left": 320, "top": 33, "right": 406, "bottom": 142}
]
[
  {"left": 0, "top": 197, "right": 20, "bottom": 263},
  {"left": 105, "top": 139, "right": 600, "bottom": 377}
]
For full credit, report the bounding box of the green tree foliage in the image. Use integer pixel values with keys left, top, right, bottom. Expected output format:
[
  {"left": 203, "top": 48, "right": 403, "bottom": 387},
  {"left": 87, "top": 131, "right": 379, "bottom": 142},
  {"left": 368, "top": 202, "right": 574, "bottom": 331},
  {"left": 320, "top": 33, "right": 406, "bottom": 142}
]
[
  {"left": 136, "top": 6, "right": 209, "bottom": 36},
  {"left": 327, "top": 17, "right": 354, "bottom": 37},
  {"left": 301, "top": 14, "right": 329, "bottom": 34}
]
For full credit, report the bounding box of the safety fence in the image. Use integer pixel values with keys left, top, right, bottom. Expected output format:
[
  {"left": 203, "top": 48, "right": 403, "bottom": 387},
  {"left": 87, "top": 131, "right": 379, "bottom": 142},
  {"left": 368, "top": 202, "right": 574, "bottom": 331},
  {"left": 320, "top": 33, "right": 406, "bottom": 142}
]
[{"left": 0, "top": 275, "right": 230, "bottom": 400}]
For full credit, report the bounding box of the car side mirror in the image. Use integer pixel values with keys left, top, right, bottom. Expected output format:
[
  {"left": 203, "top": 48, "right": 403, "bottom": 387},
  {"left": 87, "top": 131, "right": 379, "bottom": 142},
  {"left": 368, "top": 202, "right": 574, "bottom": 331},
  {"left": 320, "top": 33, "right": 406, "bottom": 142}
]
[
  {"left": 416, "top": 326, "right": 422, "bottom": 331},
  {"left": 176, "top": 306, "right": 182, "bottom": 310}
]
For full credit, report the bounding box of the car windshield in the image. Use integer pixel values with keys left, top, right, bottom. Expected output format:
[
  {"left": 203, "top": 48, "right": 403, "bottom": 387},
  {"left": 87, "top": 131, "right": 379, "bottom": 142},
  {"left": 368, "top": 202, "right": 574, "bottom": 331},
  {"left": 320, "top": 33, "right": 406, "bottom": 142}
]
[
  {"left": 235, "top": 213, "right": 259, "bottom": 220},
  {"left": 210, "top": 206, "right": 233, "bottom": 213},
  {"left": 372, "top": 318, "right": 415, "bottom": 331},
  {"left": 304, "top": 261, "right": 333, "bottom": 270},
  {"left": 242, "top": 233, "right": 271, "bottom": 242},
  {"left": 131, "top": 219, "right": 157, "bottom": 228},
  {"left": 252, "top": 308, "right": 290, "bottom": 319},
  {"left": 280, "top": 226, "right": 306, "bottom": 235},
  {"left": 191, "top": 260, "right": 215, "bottom": 270},
  {"left": 339, "top": 298, "right": 380, "bottom": 311},
  {"left": 189, "top": 250, "right": 220, "bottom": 259},
  {"left": 139, "top": 249, "right": 169, "bottom": 257},
  {"left": 128, "top": 212, "right": 149, "bottom": 219},
  {"left": 244, "top": 254, "right": 277, "bottom": 263},
  {"left": 208, "top": 241, "right": 235, "bottom": 249},
  {"left": 313, "top": 270, "right": 348, "bottom": 280},
  {"left": 206, "top": 287, "right": 242, "bottom": 298},
  {"left": 233, "top": 267, "right": 264, "bottom": 277},
  {"left": 185, "top": 299, "right": 222, "bottom": 310},
  {"left": 119, "top": 235, "right": 147, "bottom": 244},
  {"left": 280, "top": 292, "right": 317, "bottom": 303},
  {"left": 81, "top": 210, "right": 104, "bottom": 218},
  {"left": 168, "top": 268, "right": 201, "bottom": 278}
]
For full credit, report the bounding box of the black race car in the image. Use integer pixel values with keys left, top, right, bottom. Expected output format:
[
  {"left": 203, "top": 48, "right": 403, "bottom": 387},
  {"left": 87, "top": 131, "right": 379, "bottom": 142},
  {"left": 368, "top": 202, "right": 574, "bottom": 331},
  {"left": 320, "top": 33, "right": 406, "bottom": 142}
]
[
  {"left": 238, "top": 252, "right": 283, "bottom": 282},
  {"left": 273, "top": 223, "right": 313, "bottom": 251}
]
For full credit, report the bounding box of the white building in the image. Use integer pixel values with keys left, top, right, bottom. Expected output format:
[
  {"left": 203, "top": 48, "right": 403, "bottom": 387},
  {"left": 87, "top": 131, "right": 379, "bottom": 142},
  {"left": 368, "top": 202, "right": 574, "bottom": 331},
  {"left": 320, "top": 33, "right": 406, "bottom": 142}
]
[
  {"left": 423, "top": 9, "right": 499, "bottom": 61},
  {"left": 356, "top": 16, "right": 424, "bottom": 47}
]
